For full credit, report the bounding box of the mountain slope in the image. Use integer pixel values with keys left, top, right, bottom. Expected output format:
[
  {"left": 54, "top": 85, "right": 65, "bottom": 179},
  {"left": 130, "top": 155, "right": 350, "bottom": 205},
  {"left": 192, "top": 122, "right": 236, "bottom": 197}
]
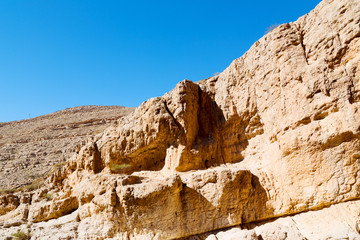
[{"left": 0, "top": 106, "right": 134, "bottom": 190}]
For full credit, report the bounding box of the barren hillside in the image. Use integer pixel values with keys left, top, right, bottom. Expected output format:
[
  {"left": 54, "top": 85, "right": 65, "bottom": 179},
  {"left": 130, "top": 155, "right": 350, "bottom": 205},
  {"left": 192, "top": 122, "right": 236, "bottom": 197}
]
[{"left": 0, "top": 106, "right": 134, "bottom": 190}]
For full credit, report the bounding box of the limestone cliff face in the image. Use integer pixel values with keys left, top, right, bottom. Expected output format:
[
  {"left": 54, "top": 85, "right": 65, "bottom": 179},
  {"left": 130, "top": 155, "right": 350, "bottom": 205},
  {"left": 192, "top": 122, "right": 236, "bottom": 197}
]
[
  {"left": 1, "top": 0, "right": 360, "bottom": 239},
  {"left": 198, "top": 0, "right": 360, "bottom": 216}
]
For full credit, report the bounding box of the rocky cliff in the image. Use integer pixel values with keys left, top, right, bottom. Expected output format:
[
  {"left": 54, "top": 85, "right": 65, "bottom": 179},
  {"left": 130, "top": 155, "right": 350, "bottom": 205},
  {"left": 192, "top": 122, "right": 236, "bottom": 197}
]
[{"left": 1, "top": 0, "right": 360, "bottom": 239}]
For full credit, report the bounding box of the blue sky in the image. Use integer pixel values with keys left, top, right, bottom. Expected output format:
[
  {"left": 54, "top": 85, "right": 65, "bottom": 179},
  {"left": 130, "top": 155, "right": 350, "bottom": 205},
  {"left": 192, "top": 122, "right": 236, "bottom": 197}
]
[{"left": 0, "top": 0, "right": 320, "bottom": 122}]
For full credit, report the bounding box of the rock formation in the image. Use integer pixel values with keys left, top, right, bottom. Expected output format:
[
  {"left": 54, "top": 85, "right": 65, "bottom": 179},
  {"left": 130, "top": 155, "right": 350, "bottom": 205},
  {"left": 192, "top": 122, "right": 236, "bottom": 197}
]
[{"left": 1, "top": 0, "right": 359, "bottom": 239}]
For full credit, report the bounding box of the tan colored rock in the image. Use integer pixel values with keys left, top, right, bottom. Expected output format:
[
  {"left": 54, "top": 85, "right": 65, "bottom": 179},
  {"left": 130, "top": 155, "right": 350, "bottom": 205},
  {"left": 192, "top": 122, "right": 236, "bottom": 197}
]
[
  {"left": 0, "top": 210, "right": 79, "bottom": 240},
  {"left": 69, "top": 80, "right": 236, "bottom": 176},
  {"left": 0, "top": 194, "right": 19, "bottom": 216},
  {"left": 198, "top": 0, "right": 360, "bottom": 217},
  {"left": 200, "top": 199, "right": 360, "bottom": 240},
  {"left": 28, "top": 196, "right": 78, "bottom": 223},
  {"left": 0, "top": 204, "right": 28, "bottom": 228}
]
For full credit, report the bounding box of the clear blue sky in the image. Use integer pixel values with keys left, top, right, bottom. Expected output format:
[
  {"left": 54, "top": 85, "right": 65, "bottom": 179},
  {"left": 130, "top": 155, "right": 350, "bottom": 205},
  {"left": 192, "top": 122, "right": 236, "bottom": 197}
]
[{"left": 0, "top": 0, "right": 320, "bottom": 122}]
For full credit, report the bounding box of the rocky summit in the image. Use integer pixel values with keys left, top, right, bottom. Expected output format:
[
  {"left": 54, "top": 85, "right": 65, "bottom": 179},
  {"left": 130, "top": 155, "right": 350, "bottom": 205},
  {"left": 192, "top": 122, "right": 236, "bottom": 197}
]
[{"left": 1, "top": 0, "right": 360, "bottom": 239}]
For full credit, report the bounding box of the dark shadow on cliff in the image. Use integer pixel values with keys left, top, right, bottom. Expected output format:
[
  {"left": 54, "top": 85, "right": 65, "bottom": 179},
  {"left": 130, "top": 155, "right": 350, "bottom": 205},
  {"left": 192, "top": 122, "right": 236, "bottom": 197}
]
[
  {"left": 105, "top": 80, "right": 263, "bottom": 174},
  {"left": 171, "top": 82, "right": 257, "bottom": 169},
  {"left": 175, "top": 171, "right": 270, "bottom": 240}
]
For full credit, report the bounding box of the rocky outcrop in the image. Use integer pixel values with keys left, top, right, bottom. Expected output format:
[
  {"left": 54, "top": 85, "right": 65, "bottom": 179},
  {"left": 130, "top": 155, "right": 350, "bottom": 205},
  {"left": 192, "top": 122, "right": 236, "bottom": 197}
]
[
  {"left": 1, "top": 0, "right": 360, "bottom": 239},
  {"left": 196, "top": 0, "right": 360, "bottom": 218}
]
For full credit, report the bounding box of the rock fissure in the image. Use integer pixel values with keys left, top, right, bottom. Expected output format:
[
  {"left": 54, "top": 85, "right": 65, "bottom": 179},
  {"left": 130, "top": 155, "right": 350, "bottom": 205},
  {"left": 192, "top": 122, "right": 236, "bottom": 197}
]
[
  {"left": 163, "top": 100, "right": 184, "bottom": 137},
  {"left": 295, "top": 24, "right": 309, "bottom": 65}
]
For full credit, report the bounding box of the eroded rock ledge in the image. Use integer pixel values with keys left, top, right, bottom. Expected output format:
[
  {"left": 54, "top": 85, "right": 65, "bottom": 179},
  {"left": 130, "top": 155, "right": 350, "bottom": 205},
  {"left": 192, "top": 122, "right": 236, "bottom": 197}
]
[{"left": 1, "top": 0, "right": 360, "bottom": 239}]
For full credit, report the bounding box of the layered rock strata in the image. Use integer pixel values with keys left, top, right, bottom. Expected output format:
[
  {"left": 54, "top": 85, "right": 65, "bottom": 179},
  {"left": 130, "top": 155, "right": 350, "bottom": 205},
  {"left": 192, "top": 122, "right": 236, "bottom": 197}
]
[
  {"left": 191, "top": 200, "right": 360, "bottom": 240},
  {"left": 1, "top": 0, "right": 359, "bottom": 239}
]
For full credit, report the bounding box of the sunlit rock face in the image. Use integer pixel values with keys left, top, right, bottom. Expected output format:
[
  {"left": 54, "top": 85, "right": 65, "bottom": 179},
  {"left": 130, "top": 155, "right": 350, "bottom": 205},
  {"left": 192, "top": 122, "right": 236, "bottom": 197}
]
[{"left": 1, "top": 0, "right": 360, "bottom": 239}]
